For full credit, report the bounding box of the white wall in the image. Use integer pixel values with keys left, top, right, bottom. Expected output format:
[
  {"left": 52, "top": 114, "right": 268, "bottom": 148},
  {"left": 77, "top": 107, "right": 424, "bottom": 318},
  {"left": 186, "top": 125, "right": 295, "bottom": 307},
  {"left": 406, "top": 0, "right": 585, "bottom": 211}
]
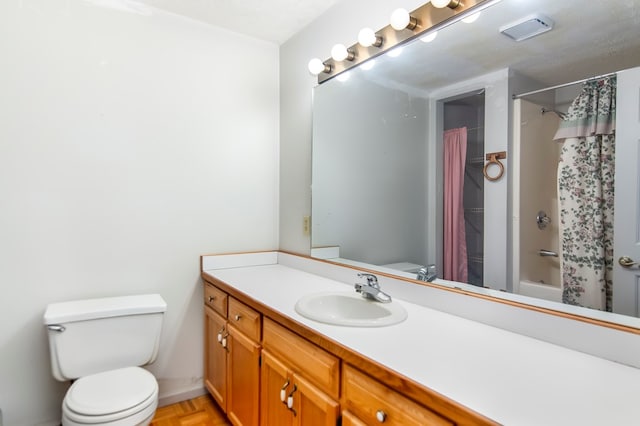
[
  {"left": 0, "top": 1, "right": 279, "bottom": 424},
  {"left": 279, "top": 0, "right": 425, "bottom": 255},
  {"left": 518, "top": 100, "right": 562, "bottom": 286}
]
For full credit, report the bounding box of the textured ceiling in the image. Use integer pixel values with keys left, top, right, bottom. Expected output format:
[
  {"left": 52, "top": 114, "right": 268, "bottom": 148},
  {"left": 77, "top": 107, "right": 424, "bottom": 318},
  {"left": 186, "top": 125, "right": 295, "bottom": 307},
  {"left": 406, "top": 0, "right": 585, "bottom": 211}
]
[
  {"left": 135, "top": 0, "right": 343, "bottom": 44},
  {"left": 358, "top": 0, "right": 640, "bottom": 92}
]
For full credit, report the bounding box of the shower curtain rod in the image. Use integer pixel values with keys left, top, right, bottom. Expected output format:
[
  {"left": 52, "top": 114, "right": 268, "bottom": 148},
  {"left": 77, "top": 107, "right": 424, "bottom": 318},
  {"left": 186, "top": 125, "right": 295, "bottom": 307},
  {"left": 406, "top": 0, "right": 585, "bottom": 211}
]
[{"left": 512, "top": 72, "right": 617, "bottom": 99}]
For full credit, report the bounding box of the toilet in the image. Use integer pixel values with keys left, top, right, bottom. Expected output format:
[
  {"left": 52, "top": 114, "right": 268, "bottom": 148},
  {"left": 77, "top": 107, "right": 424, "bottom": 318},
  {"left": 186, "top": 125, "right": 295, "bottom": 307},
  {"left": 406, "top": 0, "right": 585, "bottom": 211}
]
[{"left": 44, "top": 294, "right": 167, "bottom": 426}]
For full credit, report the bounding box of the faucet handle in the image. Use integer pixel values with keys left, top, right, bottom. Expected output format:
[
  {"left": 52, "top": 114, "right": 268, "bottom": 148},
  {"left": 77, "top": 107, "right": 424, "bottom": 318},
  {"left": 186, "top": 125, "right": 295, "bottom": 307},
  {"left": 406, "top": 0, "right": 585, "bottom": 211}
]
[{"left": 357, "top": 273, "right": 379, "bottom": 287}]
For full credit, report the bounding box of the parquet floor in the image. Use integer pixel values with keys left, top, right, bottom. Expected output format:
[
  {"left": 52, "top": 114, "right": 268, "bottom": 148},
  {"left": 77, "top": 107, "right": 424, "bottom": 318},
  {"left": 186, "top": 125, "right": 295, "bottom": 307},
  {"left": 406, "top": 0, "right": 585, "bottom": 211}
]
[{"left": 150, "top": 394, "right": 230, "bottom": 426}]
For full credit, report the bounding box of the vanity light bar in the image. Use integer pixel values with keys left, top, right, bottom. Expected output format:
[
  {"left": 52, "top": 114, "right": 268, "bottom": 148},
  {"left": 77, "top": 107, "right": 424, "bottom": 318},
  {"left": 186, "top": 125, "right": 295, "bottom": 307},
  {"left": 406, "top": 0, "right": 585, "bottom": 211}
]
[{"left": 313, "top": 0, "right": 499, "bottom": 84}]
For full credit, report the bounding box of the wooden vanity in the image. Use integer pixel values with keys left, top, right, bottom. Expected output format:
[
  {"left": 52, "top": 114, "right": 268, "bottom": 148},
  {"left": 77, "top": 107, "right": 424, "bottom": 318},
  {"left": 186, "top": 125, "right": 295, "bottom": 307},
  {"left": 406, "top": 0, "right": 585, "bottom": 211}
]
[
  {"left": 202, "top": 276, "right": 495, "bottom": 425},
  {"left": 201, "top": 251, "right": 640, "bottom": 426}
]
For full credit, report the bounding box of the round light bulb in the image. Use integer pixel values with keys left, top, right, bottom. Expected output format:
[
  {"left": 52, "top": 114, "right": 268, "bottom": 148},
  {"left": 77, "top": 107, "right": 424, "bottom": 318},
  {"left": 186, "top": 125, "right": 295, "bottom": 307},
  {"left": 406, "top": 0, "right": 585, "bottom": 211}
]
[
  {"left": 358, "top": 28, "right": 377, "bottom": 47},
  {"left": 420, "top": 31, "right": 438, "bottom": 43},
  {"left": 331, "top": 44, "right": 349, "bottom": 61},
  {"left": 308, "top": 58, "right": 325, "bottom": 76},
  {"left": 390, "top": 8, "right": 411, "bottom": 30},
  {"left": 462, "top": 12, "right": 481, "bottom": 23},
  {"left": 431, "top": 0, "right": 452, "bottom": 8}
]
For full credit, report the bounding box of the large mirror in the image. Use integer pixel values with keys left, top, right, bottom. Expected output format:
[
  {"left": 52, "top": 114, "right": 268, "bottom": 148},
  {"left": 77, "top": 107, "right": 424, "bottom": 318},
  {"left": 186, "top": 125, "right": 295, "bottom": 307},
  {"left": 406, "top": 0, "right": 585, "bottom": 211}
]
[{"left": 311, "top": 0, "right": 640, "bottom": 327}]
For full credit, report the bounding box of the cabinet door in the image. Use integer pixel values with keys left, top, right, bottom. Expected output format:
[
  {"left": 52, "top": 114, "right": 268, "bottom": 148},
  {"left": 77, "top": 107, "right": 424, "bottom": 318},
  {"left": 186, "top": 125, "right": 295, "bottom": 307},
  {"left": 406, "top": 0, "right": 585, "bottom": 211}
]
[
  {"left": 260, "top": 350, "right": 294, "bottom": 426},
  {"left": 227, "top": 325, "right": 261, "bottom": 426},
  {"left": 293, "top": 373, "right": 339, "bottom": 426},
  {"left": 204, "top": 306, "right": 228, "bottom": 412}
]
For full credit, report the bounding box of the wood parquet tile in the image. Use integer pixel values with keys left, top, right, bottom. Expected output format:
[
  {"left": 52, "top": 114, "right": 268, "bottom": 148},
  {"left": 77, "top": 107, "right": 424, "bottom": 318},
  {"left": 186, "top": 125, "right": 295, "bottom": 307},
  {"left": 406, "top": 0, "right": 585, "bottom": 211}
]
[{"left": 151, "top": 394, "right": 231, "bottom": 426}]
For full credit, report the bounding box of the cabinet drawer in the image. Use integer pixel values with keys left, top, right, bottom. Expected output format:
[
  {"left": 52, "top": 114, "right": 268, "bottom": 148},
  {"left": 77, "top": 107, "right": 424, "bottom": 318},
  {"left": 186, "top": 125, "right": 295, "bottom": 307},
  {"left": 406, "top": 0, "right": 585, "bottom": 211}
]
[
  {"left": 204, "top": 283, "right": 228, "bottom": 317},
  {"left": 262, "top": 318, "right": 340, "bottom": 399},
  {"left": 228, "top": 297, "right": 261, "bottom": 342},
  {"left": 343, "top": 365, "right": 453, "bottom": 426},
  {"left": 342, "top": 411, "right": 367, "bottom": 426}
]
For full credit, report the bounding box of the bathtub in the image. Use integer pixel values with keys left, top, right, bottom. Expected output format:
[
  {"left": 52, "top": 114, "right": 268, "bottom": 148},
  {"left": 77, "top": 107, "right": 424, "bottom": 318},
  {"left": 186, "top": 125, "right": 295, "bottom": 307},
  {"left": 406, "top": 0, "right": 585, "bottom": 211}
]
[{"left": 517, "top": 280, "right": 562, "bottom": 303}]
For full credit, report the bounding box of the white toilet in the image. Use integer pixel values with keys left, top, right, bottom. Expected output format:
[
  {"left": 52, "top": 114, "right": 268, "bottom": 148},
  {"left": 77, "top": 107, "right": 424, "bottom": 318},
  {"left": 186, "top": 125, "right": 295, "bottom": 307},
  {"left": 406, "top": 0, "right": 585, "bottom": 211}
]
[{"left": 44, "top": 294, "right": 167, "bottom": 426}]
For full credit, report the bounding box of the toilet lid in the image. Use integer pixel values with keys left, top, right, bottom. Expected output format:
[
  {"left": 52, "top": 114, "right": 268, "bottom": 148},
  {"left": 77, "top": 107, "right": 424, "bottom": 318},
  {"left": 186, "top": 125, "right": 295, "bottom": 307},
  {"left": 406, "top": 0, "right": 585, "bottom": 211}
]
[{"left": 65, "top": 367, "right": 157, "bottom": 418}]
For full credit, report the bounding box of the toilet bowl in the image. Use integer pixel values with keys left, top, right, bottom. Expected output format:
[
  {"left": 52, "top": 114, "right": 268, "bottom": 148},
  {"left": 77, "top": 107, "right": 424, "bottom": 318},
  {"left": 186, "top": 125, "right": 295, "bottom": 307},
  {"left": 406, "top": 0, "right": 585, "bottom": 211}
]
[
  {"left": 62, "top": 367, "right": 158, "bottom": 426},
  {"left": 44, "top": 294, "right": 166, "bottom": 426}
]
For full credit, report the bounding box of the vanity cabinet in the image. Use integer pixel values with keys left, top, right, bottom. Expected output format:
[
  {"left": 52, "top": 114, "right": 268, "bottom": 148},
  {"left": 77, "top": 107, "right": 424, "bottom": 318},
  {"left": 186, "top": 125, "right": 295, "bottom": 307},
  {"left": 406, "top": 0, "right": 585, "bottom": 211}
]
[
  {"left": 260, "top": 318, "right": 340, "bottom": 426},
  {"left": 203, "top": 283, "right": 261, "bottom": 426},
  {"left": 203, "top": 273, "right": 496, "bottom": 426}
]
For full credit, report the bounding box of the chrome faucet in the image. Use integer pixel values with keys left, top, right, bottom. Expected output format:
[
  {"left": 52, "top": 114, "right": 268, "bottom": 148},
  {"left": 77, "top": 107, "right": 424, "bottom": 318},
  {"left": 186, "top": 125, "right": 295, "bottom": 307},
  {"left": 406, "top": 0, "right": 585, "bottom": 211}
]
[
  {"left": 416, "top": 265, "right": 437, "bottom": 282},
  {"left": 354, "top": 273, "right": 392, "bottom": 303}
]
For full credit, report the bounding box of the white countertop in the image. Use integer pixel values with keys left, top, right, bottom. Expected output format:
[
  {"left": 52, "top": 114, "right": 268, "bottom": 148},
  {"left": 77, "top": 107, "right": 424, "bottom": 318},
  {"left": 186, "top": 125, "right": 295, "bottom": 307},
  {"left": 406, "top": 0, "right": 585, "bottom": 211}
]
[{"left": 204, "top": 261, "right": 640, "bottom": 426}]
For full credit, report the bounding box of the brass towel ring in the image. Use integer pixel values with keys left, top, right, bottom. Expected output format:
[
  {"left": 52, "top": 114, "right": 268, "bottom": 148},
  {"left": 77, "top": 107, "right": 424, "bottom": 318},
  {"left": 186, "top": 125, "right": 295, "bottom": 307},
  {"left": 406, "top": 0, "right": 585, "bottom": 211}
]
[{"left": 483, "top": 151, "right": 506, "bottom": 182}]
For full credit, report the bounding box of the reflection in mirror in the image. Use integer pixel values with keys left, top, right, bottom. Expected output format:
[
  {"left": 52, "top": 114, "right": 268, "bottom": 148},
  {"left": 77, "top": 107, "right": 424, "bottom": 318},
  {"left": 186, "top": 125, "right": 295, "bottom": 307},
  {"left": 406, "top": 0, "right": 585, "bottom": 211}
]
[{"left": 311, "top": 0, "right": 640, "bottom": 326}]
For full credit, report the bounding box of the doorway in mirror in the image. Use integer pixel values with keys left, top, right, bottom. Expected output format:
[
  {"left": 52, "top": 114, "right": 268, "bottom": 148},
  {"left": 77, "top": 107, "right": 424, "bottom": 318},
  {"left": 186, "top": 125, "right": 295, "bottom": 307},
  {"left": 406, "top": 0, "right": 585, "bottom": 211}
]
[{"left": 442, "top": 92, "right": 485, "bottom": 286}]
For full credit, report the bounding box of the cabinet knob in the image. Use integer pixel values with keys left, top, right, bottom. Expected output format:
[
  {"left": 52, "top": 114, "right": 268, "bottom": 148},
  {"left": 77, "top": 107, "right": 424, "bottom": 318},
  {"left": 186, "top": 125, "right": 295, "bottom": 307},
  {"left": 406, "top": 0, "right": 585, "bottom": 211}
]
[
  {"left": 234, "top": 314, "right": 242, "bottom": 321},
  {"left": 376, "top": 410, "right": 387, "bottom": 423},
  {"left": 208, "top": 295, "right": 215, "bottom": 302}
]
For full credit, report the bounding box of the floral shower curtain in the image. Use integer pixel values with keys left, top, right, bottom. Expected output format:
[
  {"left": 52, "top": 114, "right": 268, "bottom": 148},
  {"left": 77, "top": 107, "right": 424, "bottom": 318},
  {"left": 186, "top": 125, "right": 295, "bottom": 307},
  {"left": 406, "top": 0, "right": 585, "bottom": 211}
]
[
  {"left": 554, "top": 76, "right": 616, "bottom": 311},
  {"left": 443, "top": 127, "right": 468, "bottom": 283}
]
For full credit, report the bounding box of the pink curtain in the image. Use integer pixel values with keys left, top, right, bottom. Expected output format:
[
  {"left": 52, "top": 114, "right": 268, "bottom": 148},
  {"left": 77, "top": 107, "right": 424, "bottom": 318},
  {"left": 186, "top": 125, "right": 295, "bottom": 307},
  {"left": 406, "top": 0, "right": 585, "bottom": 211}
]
[{"left": 443, "top": 127, "right": 468, "bottom": 282}]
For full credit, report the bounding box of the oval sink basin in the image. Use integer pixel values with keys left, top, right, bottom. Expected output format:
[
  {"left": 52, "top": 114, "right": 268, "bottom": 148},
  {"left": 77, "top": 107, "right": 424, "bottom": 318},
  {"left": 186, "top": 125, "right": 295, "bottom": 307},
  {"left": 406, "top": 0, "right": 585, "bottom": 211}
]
[{"left": 294, "top": 291, "right": 407, "bottom": 327}]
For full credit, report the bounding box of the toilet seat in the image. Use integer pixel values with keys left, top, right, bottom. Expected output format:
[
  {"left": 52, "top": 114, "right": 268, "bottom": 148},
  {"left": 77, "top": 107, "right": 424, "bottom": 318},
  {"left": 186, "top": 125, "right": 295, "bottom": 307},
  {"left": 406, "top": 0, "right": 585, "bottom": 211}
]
[{"left": 62, "top": 367, "right": 158, "bottom": 425}]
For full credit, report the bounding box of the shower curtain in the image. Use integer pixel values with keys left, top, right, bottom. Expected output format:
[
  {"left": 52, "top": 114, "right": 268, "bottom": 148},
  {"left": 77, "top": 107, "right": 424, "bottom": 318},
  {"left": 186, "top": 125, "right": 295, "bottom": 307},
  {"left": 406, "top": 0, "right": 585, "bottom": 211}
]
[
  {"left": 443, "top": 127, "right": 468, "bottom": 283},
  {"left": 554, "top": 76, "right": 616, "bottom": 311}
]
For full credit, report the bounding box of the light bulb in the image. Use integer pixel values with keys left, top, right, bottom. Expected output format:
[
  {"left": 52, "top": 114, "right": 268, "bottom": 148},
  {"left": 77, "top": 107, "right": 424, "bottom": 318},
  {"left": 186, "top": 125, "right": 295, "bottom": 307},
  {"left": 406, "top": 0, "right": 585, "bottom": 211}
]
[
  {"left": 420, "top": 31, "right": 438, "bottom": 43},
  {"left": 431, "top": 0, "right": 461, "bottom": 8},
  {"left": 308, "top": 58, "right": 326, "bottom": 76},
  {"left": 390, "top": 8, "right": 411, "bottom": 30},
  {"left": 358, "top": 28, "right": 378, "bottom": 47},
  {"left": 431, "top": 0, "right": 452, "bottom": 8},
  {"left": 331, "top": 44, "right": 349, "bottom": 61},
  {"left": 462, "top": 12, "right": 481, "bottom": 23}
]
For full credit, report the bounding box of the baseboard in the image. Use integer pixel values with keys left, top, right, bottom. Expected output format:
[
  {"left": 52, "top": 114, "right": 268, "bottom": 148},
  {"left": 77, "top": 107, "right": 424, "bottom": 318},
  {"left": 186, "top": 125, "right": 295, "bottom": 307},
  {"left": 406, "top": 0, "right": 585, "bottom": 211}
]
[{"left": 158, "top": 387, "right": 208, "bottom": 407}]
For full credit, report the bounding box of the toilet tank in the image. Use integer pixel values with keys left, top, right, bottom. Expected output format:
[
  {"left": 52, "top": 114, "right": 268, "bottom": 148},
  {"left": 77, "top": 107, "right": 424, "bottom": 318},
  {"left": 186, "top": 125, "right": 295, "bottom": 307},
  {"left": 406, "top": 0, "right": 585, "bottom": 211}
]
[{"left": 43, "top": 294, "right": 166, "bottom": 381}]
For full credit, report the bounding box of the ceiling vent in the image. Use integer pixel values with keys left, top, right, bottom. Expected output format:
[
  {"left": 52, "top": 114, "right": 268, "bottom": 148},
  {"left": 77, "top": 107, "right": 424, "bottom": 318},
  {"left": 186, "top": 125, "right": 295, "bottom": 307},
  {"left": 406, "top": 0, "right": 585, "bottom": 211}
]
[{"left": 499, "top": 14, "right": 554, "bottom": 42}]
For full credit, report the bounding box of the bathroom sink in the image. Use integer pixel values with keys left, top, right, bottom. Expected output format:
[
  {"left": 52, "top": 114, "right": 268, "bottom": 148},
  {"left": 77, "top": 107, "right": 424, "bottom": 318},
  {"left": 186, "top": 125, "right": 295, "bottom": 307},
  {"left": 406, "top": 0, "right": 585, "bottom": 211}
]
[{"left": 294, "top": 291, "right": 407, "bottom": 327}]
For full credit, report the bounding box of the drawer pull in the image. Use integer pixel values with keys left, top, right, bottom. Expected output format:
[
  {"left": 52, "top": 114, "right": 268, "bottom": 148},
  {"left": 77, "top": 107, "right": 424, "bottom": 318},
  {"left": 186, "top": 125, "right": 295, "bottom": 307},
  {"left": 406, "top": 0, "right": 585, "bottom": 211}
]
[
  {"left": 234, "top": 314, "right": 242, "bottom": 321},
  {"left": 208, "top": 295, "right": 215, "bottom": 303},
  {"left": 280, "top": 379, "right": 290, "bottom": 402},
  {"left": 376, "top": 410, "right": 387, "bottom": 423}
]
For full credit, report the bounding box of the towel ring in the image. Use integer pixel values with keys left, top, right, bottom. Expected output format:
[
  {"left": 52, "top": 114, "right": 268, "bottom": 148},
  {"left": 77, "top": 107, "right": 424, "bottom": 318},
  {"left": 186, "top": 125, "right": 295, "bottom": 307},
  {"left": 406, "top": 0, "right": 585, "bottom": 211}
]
[{"left": 483, "top": 151, "right": 506, "bottom": 182}]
